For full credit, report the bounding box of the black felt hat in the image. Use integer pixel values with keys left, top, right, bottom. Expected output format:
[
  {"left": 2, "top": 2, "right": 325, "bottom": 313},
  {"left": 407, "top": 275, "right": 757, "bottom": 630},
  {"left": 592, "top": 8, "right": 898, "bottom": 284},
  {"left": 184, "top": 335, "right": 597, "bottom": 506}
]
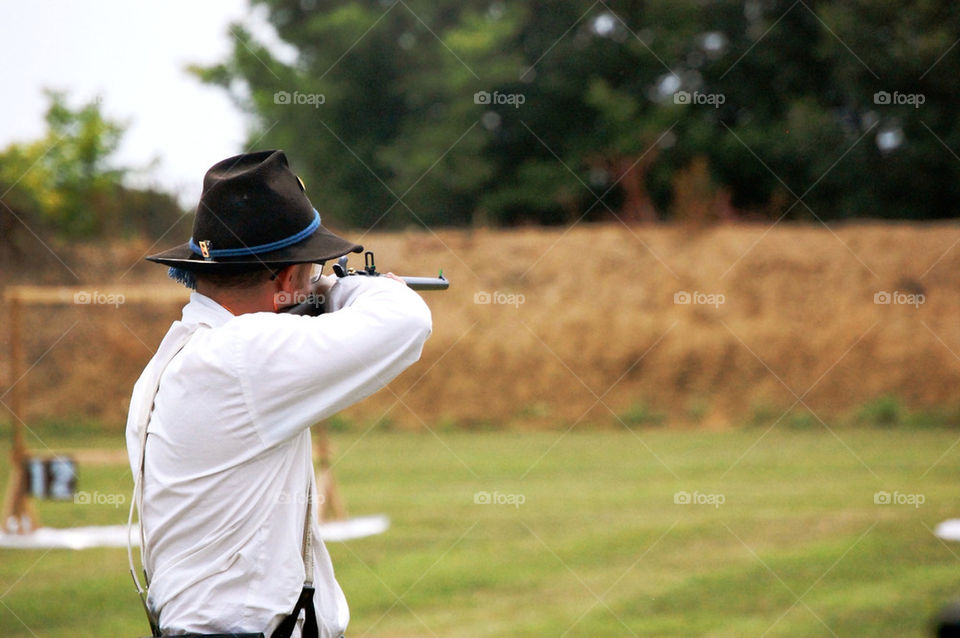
[{"left": 147, "top": 150, "right": 362, "bottom": 272}]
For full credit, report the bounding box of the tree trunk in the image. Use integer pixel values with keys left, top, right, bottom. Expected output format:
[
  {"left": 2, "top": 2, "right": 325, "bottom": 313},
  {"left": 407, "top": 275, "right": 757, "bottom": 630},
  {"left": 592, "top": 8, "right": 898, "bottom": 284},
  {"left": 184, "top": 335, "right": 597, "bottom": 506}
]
[{"left": 592, "top": 152, "right": 659, "bottom": 224}]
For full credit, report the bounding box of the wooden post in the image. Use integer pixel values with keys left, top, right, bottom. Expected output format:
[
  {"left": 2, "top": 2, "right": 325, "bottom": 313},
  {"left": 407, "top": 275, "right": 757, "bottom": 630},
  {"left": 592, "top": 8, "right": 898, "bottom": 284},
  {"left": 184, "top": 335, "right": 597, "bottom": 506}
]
[
  {"left": 2, "top": 292, "right": 37, "bottom": 533},
  {"left": 314, "top": 425, "right": 347, "bottom": 522}
]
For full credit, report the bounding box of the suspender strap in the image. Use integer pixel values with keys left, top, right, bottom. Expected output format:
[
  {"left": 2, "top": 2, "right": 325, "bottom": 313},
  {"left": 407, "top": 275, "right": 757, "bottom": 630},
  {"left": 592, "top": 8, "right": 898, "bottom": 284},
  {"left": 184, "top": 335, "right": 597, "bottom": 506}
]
[
  {"left": 270, "top": 585, "right": 318, "bottom": 638},
  {"left": 272, "top": 464, "right": 319, "bottom": 638},
  {"left": 127, "top": 328, "right": 195, "bottom": 637}
]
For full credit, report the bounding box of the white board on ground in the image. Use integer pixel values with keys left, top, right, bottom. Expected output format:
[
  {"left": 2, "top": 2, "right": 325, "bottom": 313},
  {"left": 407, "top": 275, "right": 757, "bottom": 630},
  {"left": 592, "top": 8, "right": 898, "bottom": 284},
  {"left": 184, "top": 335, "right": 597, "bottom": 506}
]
[
  {"left": 935, "top": 519, "right": 960, "bottom": 542},
  {"left": 0, "top": 515, "right": 390, "bottom": 550}
]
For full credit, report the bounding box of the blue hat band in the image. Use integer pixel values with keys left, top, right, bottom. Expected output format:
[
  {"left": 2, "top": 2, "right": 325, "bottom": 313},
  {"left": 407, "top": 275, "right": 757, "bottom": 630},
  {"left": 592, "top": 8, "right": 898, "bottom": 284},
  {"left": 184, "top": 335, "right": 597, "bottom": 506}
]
[{"left": 189, "top": 210, "right": 321, "bottom": 258}]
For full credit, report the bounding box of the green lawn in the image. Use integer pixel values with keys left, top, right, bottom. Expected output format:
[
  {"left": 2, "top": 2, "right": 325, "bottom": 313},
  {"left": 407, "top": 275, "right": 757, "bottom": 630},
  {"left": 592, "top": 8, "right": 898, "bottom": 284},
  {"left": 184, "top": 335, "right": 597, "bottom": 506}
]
[{"left": 1, "top": 426, "right": 959, "bottom": 637}]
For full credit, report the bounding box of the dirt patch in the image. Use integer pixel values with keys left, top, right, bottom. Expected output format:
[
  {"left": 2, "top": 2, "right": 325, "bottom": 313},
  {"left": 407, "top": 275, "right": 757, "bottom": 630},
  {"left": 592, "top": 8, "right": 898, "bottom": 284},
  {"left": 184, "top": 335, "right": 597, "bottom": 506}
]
[{"left": 3, "top": 221, "right": 959, "bottom": 430}]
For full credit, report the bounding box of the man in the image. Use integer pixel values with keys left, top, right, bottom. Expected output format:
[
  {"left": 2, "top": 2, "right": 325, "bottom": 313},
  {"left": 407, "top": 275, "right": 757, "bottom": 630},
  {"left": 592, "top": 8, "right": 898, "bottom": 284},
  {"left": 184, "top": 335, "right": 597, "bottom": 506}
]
[{"left": 125, "top": 150, "right": 432, "bottom": 637}]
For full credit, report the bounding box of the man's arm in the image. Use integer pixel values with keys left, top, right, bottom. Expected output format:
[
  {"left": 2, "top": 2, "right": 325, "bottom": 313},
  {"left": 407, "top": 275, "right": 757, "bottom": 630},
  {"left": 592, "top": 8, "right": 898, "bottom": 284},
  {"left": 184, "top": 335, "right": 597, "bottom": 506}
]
[{"left": 231, "top": 275, "right": 432, "bottom": 447}]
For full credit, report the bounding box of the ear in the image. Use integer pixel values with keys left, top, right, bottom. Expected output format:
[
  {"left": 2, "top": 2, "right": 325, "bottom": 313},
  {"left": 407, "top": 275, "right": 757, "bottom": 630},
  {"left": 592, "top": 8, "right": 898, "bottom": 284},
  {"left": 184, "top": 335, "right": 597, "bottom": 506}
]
[{"left": 274, "top": 265, "right": 303, "bottom": 293}]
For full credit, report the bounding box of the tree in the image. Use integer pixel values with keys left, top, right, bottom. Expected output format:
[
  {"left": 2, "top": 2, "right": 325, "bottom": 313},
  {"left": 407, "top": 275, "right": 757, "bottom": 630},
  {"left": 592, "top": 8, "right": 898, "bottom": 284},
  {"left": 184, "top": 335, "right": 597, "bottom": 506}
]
[
  {"left": 195, "top": 0, "right": 960, "bottom": 226},
  {"left": 0, "top": 91, "right": 184, "bottom": 256}
]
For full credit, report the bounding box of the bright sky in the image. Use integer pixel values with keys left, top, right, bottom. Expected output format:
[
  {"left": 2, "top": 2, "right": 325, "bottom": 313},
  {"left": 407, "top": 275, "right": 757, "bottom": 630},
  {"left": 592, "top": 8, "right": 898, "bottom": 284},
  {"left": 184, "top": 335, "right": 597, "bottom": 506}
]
[{"left": 0, "top": 0, "right": 283, "bottom": 207}]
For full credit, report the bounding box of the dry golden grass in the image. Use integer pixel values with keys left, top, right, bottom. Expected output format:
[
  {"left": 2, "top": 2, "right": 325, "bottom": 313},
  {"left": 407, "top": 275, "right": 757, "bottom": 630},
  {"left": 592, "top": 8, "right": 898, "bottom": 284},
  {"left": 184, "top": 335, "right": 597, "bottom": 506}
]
[{"left": 3, "top": 220, "right": 960, "bottom": 430}]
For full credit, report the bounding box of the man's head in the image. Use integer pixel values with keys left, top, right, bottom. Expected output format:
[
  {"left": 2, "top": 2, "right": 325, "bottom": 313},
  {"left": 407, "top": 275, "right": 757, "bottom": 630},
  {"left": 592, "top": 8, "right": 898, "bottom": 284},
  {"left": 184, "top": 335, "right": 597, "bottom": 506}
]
[
  {"left": 147, "top": 150, "right": 361, "bottom": 309},
  {"left": 193, "top": 263, "right": 315, "bottom": 314}
]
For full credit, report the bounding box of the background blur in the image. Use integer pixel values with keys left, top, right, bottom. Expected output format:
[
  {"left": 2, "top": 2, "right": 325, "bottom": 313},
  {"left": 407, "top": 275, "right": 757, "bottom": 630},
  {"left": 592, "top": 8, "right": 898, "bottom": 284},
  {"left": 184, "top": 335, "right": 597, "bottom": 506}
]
[{"left": 2, "top": 1, "right": 960, "bottom": 636}]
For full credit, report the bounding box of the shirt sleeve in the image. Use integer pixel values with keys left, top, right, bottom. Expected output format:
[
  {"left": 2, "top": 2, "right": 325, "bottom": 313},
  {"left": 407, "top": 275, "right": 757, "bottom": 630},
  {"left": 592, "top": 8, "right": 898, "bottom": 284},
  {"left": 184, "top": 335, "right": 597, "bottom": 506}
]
[{"left": 230, "top": 275, "right": 433, "bottom": 448}]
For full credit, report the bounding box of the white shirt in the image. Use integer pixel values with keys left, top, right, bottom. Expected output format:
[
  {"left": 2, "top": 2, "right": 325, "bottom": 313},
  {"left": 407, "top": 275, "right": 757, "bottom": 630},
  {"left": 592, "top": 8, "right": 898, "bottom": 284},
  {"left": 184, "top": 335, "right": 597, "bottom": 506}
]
[{"left": 125, "top": 275, "right": 432, "bottom": 637}]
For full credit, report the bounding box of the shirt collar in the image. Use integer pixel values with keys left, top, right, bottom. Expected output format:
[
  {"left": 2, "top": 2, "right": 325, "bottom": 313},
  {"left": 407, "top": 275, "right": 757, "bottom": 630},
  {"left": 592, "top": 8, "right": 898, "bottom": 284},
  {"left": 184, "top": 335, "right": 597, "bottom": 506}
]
[{"left": 181, "top": 292, "right": 236, "bottom": 328}]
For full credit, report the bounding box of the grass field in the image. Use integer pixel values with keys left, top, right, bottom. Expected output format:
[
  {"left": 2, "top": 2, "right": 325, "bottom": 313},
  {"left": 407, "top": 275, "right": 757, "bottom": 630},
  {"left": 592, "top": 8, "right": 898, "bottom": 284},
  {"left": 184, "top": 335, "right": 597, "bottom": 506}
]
[{"left": 1, "top": 425, "right": 959, "bottom": 637}]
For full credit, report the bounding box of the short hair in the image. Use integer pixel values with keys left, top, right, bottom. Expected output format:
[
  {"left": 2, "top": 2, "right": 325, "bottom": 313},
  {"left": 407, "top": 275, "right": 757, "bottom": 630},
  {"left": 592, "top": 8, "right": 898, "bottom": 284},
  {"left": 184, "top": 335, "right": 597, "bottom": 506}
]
[{"left": 194, "top": 268, "right": 273, "bottom": 290}]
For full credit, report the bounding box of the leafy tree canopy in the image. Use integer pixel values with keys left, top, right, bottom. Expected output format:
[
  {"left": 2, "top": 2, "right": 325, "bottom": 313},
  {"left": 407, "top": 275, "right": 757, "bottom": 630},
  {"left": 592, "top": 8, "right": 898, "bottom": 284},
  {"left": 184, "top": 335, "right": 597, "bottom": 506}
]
[
  {"left": 193, "top": 0, "right": 960, "bottom": 227},
  {"left": 0, "top": 91, "right": 184, "bottom": 251}
]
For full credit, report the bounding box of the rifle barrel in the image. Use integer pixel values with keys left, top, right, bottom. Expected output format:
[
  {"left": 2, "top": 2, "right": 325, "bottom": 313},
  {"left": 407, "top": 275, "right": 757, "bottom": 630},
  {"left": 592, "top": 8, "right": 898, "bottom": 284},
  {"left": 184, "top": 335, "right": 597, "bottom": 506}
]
[{"left": 401, "top": 276, "right": 449, "bottom": 291}]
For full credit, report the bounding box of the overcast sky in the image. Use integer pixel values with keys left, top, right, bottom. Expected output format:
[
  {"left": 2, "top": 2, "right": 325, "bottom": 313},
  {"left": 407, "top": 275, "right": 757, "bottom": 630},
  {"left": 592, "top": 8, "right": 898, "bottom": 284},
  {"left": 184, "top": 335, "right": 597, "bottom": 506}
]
[{"left": 0, "top": 0, "right": 282, "bottom": 207}]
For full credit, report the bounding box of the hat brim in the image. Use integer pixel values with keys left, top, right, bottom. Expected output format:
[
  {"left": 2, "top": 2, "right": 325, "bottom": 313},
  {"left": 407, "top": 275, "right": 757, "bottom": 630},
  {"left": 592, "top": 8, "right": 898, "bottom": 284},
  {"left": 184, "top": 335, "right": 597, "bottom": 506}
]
[{"left": 146, "top": 224, "right": 363, "bottom": 272}]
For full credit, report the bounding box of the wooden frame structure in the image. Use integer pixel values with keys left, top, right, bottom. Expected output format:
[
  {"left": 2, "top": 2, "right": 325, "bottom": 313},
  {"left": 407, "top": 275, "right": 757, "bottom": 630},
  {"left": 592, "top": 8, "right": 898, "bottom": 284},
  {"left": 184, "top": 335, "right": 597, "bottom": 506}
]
[{"left": 2, "top": 284, "right": 346, "bottom": 534}]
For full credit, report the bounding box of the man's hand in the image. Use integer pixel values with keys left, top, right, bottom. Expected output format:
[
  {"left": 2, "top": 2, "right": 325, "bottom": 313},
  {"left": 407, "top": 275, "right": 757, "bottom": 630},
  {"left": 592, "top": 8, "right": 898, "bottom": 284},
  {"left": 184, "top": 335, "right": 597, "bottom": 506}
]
[{"left": 382, "top": 272, "right": 407, "bottom": 286}]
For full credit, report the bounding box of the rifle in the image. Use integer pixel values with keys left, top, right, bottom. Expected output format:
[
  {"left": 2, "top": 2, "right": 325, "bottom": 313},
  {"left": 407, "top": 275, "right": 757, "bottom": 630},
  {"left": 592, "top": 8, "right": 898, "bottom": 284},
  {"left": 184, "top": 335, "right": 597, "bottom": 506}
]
[{"left": 281, "top": 250, "right": 448, "bottom": 316}]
